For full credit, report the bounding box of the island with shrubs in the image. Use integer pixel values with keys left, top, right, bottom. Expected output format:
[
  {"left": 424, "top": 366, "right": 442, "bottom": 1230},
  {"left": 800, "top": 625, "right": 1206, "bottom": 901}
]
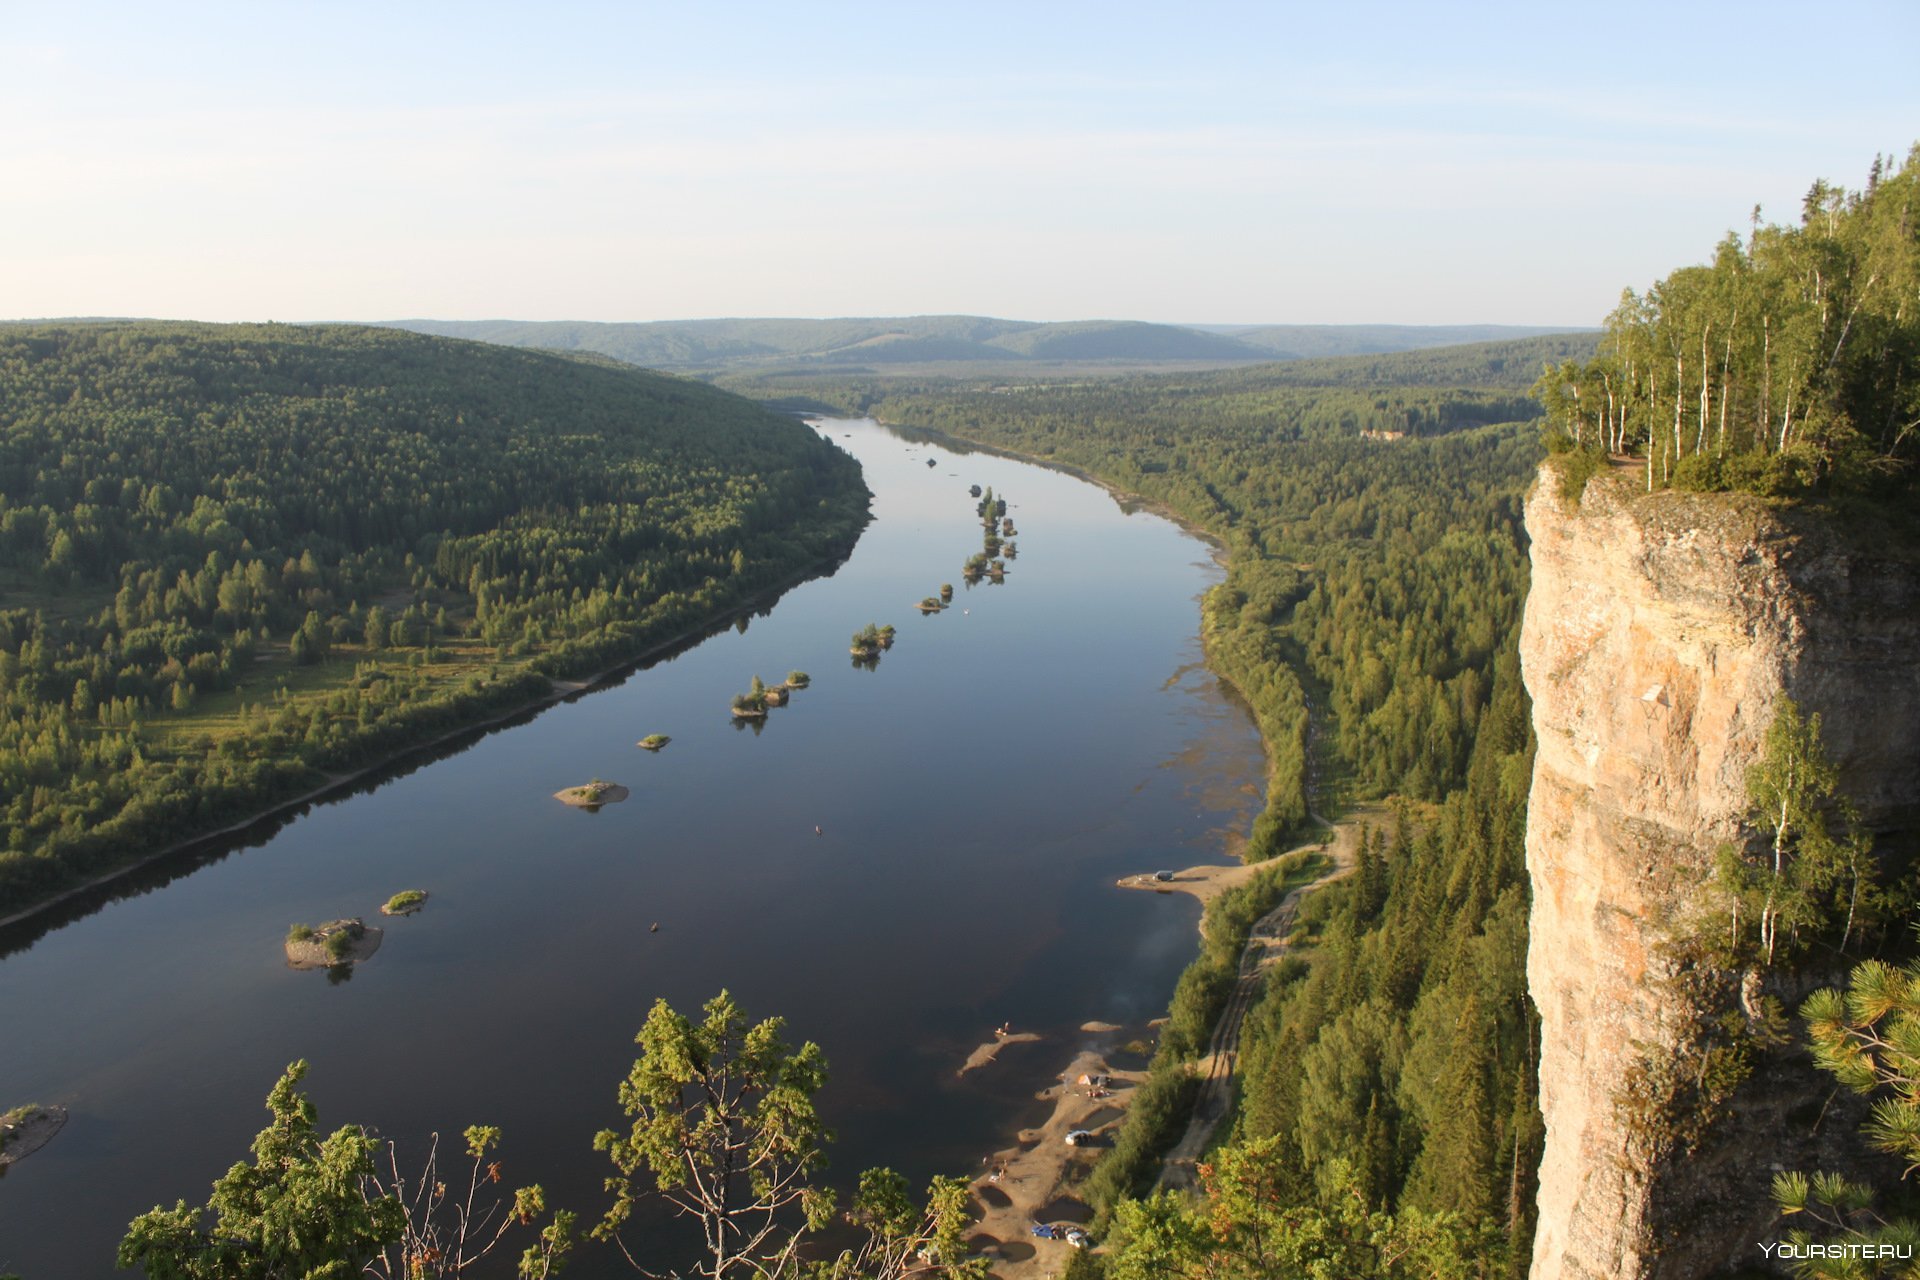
[
  {"left": 731, "top": 676, "right": 772, "bottom": 718},
  {"left": 554, "top": 778, "right": 631, "bottom": 807},
  {"left": 284, "top": 918, "right": 383, "bottom": 970},
  {"left": 380, "top": 890, "right": 428, "bottom": 916},
  {"left": 849, "top": 624, "right": 896, "bottom": 660}
]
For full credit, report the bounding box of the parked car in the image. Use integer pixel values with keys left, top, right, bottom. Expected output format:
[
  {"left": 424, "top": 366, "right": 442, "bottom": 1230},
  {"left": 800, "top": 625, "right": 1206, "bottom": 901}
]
[
  {"left": 1064, "top": 1228, "right": 1091, "bottom": 1250},
  {"left": 1153, "top": 870, "right": 1175, "bottom": 882},
  {"left": 1064, "top": 1129, "right": 1093, "bottom": 1146}
]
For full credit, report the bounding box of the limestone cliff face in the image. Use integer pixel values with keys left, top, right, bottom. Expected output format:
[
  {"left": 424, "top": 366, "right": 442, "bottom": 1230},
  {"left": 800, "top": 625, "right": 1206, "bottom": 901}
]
[{"left": 1521, "top": 465, "right": 1920, "bottom": 1279}]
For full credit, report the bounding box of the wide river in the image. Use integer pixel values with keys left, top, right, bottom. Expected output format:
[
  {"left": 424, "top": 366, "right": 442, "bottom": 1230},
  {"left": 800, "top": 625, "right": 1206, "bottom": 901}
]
[{"left": 0, "top": 418, "right": 1264, "bottom": 1277}]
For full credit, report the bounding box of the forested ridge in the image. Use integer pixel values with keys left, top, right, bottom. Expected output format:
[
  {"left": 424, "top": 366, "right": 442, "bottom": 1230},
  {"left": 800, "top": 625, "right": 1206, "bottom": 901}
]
[
  {"left": 0, "top": 322, "right": 868, "bottom": 918},
  {"left": 387, "top": 316, "right": 1591, "bottom": 373},
  {"left": 724, "top": 341, "right": 1554, "bottom": 1273}
]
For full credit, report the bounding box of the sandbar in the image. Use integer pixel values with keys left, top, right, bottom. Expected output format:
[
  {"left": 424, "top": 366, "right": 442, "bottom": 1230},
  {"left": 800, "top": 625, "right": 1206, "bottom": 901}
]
[{"left": 0, "top": 1105, "right": 67, "bottom": 1169}]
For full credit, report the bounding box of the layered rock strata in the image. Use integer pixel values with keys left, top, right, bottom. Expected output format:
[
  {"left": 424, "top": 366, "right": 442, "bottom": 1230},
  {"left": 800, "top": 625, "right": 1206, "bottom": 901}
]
[{"left": 1521, "top": 465, "right": 1920, "bottom": 1279}]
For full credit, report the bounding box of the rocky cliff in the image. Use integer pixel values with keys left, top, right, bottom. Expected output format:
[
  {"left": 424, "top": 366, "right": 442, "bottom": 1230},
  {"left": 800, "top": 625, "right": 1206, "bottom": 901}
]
[{"left": 1521, "top": 463, "right": 1920, "bottom": 1279}]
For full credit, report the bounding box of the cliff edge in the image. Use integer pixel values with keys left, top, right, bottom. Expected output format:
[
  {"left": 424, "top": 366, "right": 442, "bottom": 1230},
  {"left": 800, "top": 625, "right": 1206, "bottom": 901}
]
[{"left": 1521, "top": 463, "right": 1920, "bottom": 1279}]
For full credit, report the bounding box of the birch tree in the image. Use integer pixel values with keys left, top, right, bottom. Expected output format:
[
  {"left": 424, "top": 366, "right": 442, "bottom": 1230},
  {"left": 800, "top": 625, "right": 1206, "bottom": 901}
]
[{"left": 1713, "top": 698, "right": 1875, "bottom": 966}]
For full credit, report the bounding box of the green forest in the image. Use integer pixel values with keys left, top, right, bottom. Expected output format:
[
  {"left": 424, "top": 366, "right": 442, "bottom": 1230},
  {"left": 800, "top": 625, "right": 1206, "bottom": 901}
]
[
  {"left": 0, "top": 322, "right": 868, "bottom": 918},
  {"left": 18, "top": 147, "right": 1920, "bottom": 1280},
  {"left": 388, "top": 315, "right": 1588, "bottom": 373},
  {"left": 1537, "top": 145, "right": 1919, "bottom": 498}
]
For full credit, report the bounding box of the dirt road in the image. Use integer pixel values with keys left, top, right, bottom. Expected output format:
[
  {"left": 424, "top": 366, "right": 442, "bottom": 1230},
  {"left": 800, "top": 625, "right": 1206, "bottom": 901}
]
[{"left": 1154, "top": 817, "right": 1369, "bottom": 1191}]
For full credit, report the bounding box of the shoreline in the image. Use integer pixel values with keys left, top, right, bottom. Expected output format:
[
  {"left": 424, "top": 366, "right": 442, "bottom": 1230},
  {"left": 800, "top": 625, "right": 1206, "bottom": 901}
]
[
  {"left": 959, "top": 834, "right": 1355, "bottom": 1279},
  {"left": 851, "top": 416, "right": 1232, "bottom": 562},
  {"left": 869, "top": 414, "right": 1360, "bottom": 1255},
  {"left": 0, "top": 547, "right": 856, "bottom": 935},
  {"left": 856, "top": 414, "right": 1312, "bottom": 830}
]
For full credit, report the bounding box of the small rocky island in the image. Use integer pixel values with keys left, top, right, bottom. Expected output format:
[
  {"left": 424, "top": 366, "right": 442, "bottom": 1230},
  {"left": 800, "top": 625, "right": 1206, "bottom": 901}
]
[
  {"left": 380, "top": 890, "right": 428, "bottom": 916},
  {"left": 284, "top": 918, "right": 383, "bottom": 970},
  {"left": 731, "top": 675, "right": 772, "bottom": 718},
  {"left": 554, "top": 779, "right": 630, "bottom": 807},
  {"left": 0, "top": 1103, "right": 68, "bottom": 1169},
  {"left": 638, "top": 734, "right": 671, "bottom": 751},
  {"left": 849, "top": 623, "right": 896, "bottom": 658}
]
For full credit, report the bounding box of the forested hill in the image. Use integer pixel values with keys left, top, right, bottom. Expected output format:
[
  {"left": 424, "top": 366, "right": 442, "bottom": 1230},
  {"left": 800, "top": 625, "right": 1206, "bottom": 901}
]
[
  {"left": 0, "top": 322, "right": 869, "bottom": 918},
  {"left": 380, "top": 315, "right": 1592, "bottom": 372}
]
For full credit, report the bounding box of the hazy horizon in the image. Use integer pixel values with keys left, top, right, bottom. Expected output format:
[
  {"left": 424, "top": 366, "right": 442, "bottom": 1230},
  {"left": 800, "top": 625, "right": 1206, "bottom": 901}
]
[
  {"left": 0, "top": 312, "right": 1598, "bottom": 331},
  {"left": 5, "top": 2, "right": 1915, "bottom": 327}
]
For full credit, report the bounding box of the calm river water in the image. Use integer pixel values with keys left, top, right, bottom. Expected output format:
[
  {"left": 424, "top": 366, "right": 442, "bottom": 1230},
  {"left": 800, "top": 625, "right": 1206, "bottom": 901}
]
[{"left": 0, "top": 418, "right": 1264, "bottom": 1276}]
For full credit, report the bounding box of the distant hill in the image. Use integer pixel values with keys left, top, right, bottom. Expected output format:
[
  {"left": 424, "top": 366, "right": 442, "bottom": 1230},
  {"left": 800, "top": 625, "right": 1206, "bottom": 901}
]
[
  {"left": 985, "top": 320, "right": 1265, "bottom": 361},
  {"left": 1195, "top": 323, "right": 1592, "bottom": 360},
  {"left": 380, "top": 316, "right": 1595, "bottom": 372},
  {"left": 1191, "top": 332, "right": 1603, "bottom": 391},
  {"left": 0, "top": 320, "right": 869, "bottom": 918}
]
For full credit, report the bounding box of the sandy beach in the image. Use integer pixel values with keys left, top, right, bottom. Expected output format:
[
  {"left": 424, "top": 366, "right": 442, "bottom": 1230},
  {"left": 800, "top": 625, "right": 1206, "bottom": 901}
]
[
  {"left": 962, "top": 1033, "right": 1142, "bottom": 1278},
  {"left": 962, "top": 810, "right": 1384, "bottom": 1277},
  {"left": 959, "top": 1032, "right": 1043, "bottom": 1076}
]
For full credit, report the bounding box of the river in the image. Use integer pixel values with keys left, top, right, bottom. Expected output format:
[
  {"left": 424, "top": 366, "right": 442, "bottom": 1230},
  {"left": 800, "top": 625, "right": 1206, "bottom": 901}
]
[{"left": 0, "top": 418, "right": 1265, "bottom": 1277}]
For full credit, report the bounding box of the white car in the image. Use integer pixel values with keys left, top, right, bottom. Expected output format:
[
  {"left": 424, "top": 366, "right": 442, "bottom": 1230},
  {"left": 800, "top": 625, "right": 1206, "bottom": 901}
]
[
  {"left": 1064, "top": 1228, "right": 1091, "bottom": 1249},
  {"left": 1064, "top": 1129, "right": 1093, "bottom": 1146}
]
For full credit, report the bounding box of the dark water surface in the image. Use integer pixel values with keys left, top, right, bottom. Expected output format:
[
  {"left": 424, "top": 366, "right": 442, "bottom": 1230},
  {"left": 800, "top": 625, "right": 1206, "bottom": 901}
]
[{"left": 0, "top": 419, "right": 1264, "bottom": 1277}]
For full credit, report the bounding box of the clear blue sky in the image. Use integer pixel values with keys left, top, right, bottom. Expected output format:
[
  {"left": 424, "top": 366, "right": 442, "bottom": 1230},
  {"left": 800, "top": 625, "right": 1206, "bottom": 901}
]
[{"left": 3, "top": 1, "right": 1915, "bottom": 327}]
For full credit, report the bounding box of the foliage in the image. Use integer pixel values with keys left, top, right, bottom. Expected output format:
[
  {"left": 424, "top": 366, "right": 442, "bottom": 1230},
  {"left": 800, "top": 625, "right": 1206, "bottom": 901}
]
[
  {"left": 1536, "top": 146, "right": 1920, "bottom": 497},
  {"left": 1160, "top": 853, "right": 1322, "bottom": 1061},
  {"left": 762, "top": 365, "right": 1536, "bottom": 848},
  {"left": 383, "top": 890, "right": 427, "bottom": 914},
  {"left": 1229, "top": 657, "right": 1539, "bottom": 1271},
  {"left": 727, "top": 337, "right": 1547, "bottom": 1269},
  {"left": 593, "top": 991, "right": 833, "bottom": 1279},
  {"left": 1710, "top": 697, "right": 1879, "bottom": 966},
  {"left": 806, "top": 1168, "right": 987, "bottom": 1280},
  {"left": 118, "top": 1062, "right": 569, "bottom": 1280},
  {"left": 362, "top": 1126, "right": 574, "bottom": 1279},
  {"left": 286, "top": 922, "right": 315, "bottom": 943},
  {"left": 0, "top": 321, "right": 867, "bottom": 917},
  {"left": 1079, "top": 1062, "right": 1199, "bottom": 1222},
  {"left": 1770, "top": 946, "right": 1920, "bottom": 1275},
  {"left": 593, "top": 991, "right": 985, "bottom": 1280},
  {"left": 118, "top": 1061, "right": 405, "bottom": 1278},
  {"left": 1103, "top": 1142, "right": 1486, "bottom": 1280},
  {"left": 1082, "top": 854, "right": 1323, "bottom": 1221}
]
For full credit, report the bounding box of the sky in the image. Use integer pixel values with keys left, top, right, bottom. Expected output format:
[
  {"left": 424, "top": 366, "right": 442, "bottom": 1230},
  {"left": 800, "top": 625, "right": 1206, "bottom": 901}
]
[{"left": 3, "top": 1, "right": 1916, "bottom": 328}]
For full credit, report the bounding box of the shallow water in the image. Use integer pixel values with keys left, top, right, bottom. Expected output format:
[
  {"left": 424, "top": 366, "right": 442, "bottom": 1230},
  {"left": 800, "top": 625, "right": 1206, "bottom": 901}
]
[{"left": 0, "top": 418, "right": 1264, "bottom": 1276}]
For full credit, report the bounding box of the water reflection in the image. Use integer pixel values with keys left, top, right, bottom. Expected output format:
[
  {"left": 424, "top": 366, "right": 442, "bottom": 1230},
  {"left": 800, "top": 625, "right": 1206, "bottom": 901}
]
[{"left": 0, "top": 418, "right": 1265, "bottom": 1278}]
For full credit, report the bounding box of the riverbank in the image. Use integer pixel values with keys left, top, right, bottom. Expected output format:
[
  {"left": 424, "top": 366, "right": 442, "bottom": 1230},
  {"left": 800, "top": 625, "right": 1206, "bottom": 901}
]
[
  {"left": 853, "top": 417, "right": 1231, "bottom": 563},
  {"left": 960, "top": 831, "right": 1357, "bottom": 1279},
  {"left": 0, "top": 414, "right": 1297, "bottom": 1275},
  {"left": 860, "top": 413, "right": 1319, "bottom": 853},
  {"left": 0, "top": 546, "right": 857, "bottom": 935}
]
